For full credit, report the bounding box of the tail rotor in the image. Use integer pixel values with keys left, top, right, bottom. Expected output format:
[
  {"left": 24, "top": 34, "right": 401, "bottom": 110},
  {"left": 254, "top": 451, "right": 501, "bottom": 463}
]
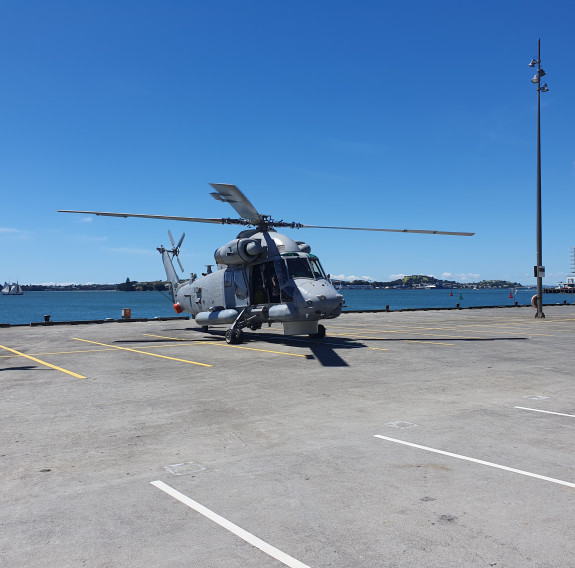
[{"left": 168, "top": 230, "right": 186, "bottom": 273}]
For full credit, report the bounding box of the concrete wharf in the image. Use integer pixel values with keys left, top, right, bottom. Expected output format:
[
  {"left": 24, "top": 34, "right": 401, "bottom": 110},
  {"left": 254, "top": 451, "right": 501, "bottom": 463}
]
[{"left": 1, "top": 306, "right": 574, "bottom": 567}]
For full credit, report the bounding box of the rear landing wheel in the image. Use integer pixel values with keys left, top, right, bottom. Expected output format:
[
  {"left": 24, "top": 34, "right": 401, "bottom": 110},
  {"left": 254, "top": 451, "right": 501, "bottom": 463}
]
[
  {"left": 202, "top": 326, "right": 209, "bottom": 333},
  {"left": 309, "top": 324, "right": 326, "bottom": 339}
]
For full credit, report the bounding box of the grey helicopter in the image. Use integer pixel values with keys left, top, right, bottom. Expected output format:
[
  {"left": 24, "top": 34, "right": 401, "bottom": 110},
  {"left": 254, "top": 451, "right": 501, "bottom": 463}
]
[{"left": 59, "top": 183, "right": 474, "bottom": 344}]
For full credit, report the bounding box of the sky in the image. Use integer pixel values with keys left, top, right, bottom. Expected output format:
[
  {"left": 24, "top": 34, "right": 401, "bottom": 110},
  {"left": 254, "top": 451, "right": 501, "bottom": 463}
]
[{"left": 1, "top": 0, "right": 574, "bottom": 286}]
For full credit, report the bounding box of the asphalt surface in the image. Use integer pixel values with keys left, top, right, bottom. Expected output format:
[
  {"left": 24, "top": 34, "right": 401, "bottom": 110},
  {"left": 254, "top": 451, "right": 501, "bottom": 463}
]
[{"left": 1, "top": 306, "right": 574, "bottom": 567}]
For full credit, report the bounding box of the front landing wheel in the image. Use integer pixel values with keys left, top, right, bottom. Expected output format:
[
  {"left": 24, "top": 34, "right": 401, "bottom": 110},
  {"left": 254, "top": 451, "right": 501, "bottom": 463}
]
[
  {"left": 225, "top": 328, "right": 244, "bottom": 344},
  {"left": 309, "top": 324, "right": 326, "bottom": 339}
]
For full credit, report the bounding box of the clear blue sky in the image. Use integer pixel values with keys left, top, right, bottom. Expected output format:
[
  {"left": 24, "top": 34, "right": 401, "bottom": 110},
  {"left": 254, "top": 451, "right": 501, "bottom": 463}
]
[{"left": 2, "top": 1, "right": 574, "bottom": 285}]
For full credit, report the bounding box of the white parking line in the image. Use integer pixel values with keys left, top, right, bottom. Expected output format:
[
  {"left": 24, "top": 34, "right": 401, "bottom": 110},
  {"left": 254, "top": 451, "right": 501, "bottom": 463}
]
[
  {"left": 514, "top": 406, "right": 575, "bottom": 418},
  {"left": 151, "top": 480, "right": 311, "bottom": 568},
  {"left": 374, "top": 435, "right": 575, "bottom": 488}
]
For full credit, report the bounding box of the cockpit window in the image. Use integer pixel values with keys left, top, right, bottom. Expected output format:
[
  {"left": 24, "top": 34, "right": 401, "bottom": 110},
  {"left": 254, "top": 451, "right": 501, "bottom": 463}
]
[
  {"left": 309, "top": 255, "right": 327, "bottom": 280},
  {"left": 285, "top": 257, "right": 314, "bottom": 279}
]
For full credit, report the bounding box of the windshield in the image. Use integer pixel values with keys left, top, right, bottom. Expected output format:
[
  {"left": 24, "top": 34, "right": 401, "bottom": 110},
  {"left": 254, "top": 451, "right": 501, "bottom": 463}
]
[
  {"left": 285, "top": 257, "right": 314, "bottom": 279},
  {"left": 309, "top": 256, "right": 327, "bottom": 279}
]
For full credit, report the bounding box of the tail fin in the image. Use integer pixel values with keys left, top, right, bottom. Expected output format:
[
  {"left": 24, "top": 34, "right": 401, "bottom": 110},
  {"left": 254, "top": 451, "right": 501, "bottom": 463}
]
[
  {"left": 158, "top": 231, "right": 186, "bottom": 293},
  {"left": 157, "top": 245, "right": 181, "bottom": 297}
]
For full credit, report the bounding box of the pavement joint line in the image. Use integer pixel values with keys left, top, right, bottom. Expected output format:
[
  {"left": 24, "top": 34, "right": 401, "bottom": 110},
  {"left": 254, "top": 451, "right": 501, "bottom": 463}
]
[
  {"left": 143, "top": 334, "right": 309, "bottom": 357},
  {"left": 151, "top": 480, "right": 311, "bottom": 568},
  {"left": 0, "top": 343, "right": 86, "bottom": 379},
  {"left": 404, "top": 340, "right": 454, "bottom": 346},
  {"left": 332, "top": 332, "right": 474, "bottom": 342},
  {"left": 335, "top": 320, "right": 558, "bottom": 331},
  {"left": 72, "top": 338, "right": 212, "bottom": 367},
  {"left": 374, "top": 435, "right": 575, "bottom": 488},
  {"left": 330, "top": 328, "right": 485, "bottom": 339},
  {"left": 514, "top": 406, "right": 575, "bottom": 418},
  {"left": 333, "top": 324, "right": 551, "bottom": 337}
]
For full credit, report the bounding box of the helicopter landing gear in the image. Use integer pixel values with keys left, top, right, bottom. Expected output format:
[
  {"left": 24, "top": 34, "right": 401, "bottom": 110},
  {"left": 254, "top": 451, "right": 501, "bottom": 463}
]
[
  {"left": 309, "top": 324, "right": 326, "bottom": 339},
  {"left": 225, "top": 307, "right": 249, "bottom": 344},
  {"left": 225, "top": 328, "right": 244, "bottom": 344},
  {"left": 249, "top": 323, "right": 262, "bottom": 331}
]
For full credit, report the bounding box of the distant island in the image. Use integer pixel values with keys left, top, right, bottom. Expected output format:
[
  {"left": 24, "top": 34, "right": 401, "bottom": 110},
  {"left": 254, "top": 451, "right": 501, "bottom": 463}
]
[
  {"left": 19, "top": 275, "right": 525, "bottom": 292},
  {"left": 331, "top": 275, "right": 524, "bottom": 289},
  {"left": 21, "top": 278, "right": 168, "bottom": 292}
]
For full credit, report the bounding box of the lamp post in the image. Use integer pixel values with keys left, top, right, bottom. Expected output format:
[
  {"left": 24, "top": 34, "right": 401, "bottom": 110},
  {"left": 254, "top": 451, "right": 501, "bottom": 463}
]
[{"left": 529, "top": 39, "right": 549, "bottom": 319}]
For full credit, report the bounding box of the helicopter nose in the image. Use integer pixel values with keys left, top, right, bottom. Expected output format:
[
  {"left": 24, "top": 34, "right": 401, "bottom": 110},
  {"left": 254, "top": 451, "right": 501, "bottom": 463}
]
[{"left": 298, "top": 283, "right": 344, "bottom": 318}]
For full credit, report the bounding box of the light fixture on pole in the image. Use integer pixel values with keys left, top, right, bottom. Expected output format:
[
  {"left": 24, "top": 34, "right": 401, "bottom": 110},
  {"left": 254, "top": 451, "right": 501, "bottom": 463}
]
[{"left": 529, "top": 39, "right": 549, "bottom": 319}]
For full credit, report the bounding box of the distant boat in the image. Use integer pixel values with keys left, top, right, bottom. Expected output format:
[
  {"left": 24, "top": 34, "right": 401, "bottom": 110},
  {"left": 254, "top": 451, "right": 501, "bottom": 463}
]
[
  {"left": 559, "top": 276, "right": 575, "bottom": 290},
  {"left": 544, "top": 248, "right": 575, "bottom": 293},
  {"left": 545, "top": 275, "right": 575, "bottom": 294},
  {"left": 2, "top": 281, "right": 24, "bottom": 295}
]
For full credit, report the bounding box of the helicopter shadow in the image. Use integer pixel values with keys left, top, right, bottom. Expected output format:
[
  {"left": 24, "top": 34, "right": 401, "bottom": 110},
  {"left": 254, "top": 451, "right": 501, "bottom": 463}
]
[
  {"left": 0, "top": 365, "right": 41, "bottom": 372},
  {"left": 183, "top": 327, "right": 365, "bottom": 367}
]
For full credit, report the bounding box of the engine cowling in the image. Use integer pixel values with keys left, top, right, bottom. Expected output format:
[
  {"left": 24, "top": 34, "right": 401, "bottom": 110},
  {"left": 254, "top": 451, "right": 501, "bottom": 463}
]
[
  {"left": 295, "top": 241, "right": 311, "bottom": 253},
  {"left": 214, "top": 238, "right": 267, "bottom": 265}
]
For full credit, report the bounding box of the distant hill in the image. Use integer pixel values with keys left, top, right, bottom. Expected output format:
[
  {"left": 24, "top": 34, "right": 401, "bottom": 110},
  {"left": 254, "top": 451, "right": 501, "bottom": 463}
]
[
  {"left": 334, "top": 275, "right": 523, "bottom": 289},
  {"left": 22, "top": 279, "right": 168, "bottom": 292}
]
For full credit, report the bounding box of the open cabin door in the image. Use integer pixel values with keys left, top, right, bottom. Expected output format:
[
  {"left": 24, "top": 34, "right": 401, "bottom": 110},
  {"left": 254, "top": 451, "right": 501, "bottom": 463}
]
[{"left": 250, "top": 261, "right": 281, "bottom": 304}]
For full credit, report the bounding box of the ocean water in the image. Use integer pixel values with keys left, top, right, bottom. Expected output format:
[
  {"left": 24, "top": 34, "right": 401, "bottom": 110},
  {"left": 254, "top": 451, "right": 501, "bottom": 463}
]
[
  {"left": 340, "top": 287, "right": 573, "bottom": 311},
  {"left": 0, "top": 291, "right": 178, "bottom": 325},
  {"left": 0, "top": 288, "right": 572, "bottom": 326}
]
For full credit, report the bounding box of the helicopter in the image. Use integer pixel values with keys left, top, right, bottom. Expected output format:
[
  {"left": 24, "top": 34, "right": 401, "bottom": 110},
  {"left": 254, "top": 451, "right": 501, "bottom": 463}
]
[{"left": 59, "top": 183, "right": 474, "bottom": 344}]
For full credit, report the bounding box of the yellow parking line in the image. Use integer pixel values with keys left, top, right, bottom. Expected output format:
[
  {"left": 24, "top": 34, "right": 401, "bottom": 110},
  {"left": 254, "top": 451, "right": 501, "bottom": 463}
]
[
  {"left": 203, "top": 341, "right": 309, "bottom": 357},
  {"left": 1, "top": 348, "right": 116, "bottom": 359},
  {"left": 143, "top": 334, "right": 309, "bottom": 358},
  {"left": 0, "top": 343, "right": 86, "bottom": 379},
  {"left": 143, "top": 334, "right": 205, "bottom": 343},
  {"left": 73, "top": 338, "right": 212, "bottom": 367}
]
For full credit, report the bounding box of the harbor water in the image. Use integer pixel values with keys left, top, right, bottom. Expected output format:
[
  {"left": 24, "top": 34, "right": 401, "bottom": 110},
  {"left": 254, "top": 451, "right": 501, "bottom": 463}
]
[{"left": 1, "top": 288, "right": 573, "bottom": 326}]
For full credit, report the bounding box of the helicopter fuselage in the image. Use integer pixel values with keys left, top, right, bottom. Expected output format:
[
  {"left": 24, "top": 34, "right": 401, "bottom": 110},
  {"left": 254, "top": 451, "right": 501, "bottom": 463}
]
[{"left": 166, "top": 229, "right": 344, "bottom": 339}]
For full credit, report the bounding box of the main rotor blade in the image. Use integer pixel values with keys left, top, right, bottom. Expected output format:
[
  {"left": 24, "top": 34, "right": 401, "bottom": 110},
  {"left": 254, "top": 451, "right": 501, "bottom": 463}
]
[
  {"left": 298, "top": 224, "right": 475, "bottom": 236},
  {"left": 58, "top": 210, "right": 234, "bottom": 224},
  {"left": 209, "top": 183, "right": 262, "bottom": 222}
]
